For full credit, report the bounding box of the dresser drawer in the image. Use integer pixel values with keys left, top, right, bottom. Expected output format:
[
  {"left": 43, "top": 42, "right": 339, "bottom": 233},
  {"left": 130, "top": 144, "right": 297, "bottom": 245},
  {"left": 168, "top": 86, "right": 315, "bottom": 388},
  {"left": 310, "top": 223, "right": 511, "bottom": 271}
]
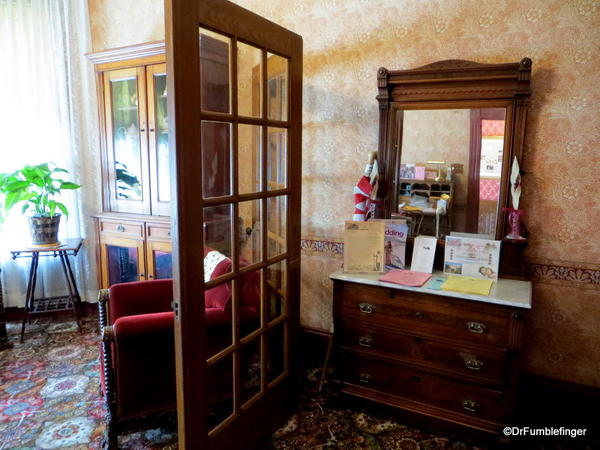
[
  {"left": 339, "top": 352, "right": 511, "bottom": 422},
  {"left": 334, "top": 282, "right": 520, "bottom": 348},
  {"left": 338, "top": 322, "right": 508, "bottom": 386},
  {"left": 146, "top": 223, "right": 171, "bottom": 240},
  {"left": 99, "top": 220, "right": 144, "bottom": 237}
]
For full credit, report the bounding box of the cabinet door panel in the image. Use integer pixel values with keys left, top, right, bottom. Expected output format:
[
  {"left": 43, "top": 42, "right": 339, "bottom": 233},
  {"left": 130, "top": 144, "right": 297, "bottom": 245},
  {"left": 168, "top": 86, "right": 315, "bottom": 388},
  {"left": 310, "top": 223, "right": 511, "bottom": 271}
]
[
  {"left": 103, "top": 67, "right": 151, "bottom": 214},
  {"left": 147, "top": 240, "right": 173, "bottom": 280},
  {"left": 147, "top": 63, "right": 171, "bottom": 216},
  {"left": 100, "top": 235, "right": 146, "bottom": 288}
]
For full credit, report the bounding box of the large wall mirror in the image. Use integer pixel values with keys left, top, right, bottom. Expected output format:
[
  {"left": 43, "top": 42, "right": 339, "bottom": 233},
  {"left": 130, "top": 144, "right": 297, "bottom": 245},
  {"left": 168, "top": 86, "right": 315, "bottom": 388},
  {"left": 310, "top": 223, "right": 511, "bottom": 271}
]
[
  {"left": 377, "top": 59, "right": 532, "bottom": 249},
  {"left": 393, "top": 104, "right": 511, "bottom": 238}
]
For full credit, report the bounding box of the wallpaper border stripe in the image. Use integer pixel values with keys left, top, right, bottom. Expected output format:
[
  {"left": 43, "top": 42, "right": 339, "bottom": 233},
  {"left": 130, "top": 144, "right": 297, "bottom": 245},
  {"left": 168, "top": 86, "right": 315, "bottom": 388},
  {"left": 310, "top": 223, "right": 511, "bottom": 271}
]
[{"left": 300, "top": 237, "right": 600, "bottom": 289}]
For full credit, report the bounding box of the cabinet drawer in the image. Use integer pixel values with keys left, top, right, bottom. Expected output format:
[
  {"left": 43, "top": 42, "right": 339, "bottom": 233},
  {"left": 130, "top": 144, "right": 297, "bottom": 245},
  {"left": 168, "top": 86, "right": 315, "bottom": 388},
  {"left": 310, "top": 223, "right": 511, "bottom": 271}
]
[
  {"left": 338, "top": 322, "right": 508, "bottom": 386},
  {"left": 146, "top": 223, "right": 171, "bottom": 240},
  {"left": 334, "top": 282, "right": 519, "bottom": 348},
  {"left": 99, "top": 220, "right": 144, "bottom": 237},
  {"left": 339, "top": 352, "right": 511, "bottom": 422}
]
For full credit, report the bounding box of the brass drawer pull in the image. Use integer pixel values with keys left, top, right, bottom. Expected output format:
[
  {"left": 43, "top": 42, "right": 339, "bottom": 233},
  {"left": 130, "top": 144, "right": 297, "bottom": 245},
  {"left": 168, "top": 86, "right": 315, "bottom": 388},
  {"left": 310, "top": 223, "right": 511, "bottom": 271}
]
[
  {"left": 466, "top": 321, "right": 487, "bottom": 334},
  {"left": 117, "top": 224, "right": 125, "bottom": 232},
  {"left": 465, "top": 358, "right": 484, "bottom": 371},
  {"left": 358, "top": 335, "right": 374, "bottom": 348},
  {"left": 462, "top": 399, "right": 479, "bottom": 413},
  {"left": 359, "top": 373, "right": 371, "bottom": 385},
  {"left": 359, "top": 302, "right": 375, "bottom": 314}
]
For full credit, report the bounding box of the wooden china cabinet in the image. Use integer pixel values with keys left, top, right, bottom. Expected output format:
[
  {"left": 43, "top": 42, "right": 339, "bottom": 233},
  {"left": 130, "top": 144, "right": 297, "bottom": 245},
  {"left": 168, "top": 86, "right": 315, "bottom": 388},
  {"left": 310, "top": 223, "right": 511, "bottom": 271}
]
[{"left": 88, "top": 42, "right": 173, "bottom": 288}]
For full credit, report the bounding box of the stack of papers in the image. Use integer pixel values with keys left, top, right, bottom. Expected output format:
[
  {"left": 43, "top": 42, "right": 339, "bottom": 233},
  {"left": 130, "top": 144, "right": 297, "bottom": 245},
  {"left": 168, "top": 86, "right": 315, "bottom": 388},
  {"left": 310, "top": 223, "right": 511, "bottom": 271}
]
[
  {"left": 379, "top": 269, "right": 432, "bottom": 287},
  {"left": 441, "top": 275, "right": 493, "bottom": 296}
]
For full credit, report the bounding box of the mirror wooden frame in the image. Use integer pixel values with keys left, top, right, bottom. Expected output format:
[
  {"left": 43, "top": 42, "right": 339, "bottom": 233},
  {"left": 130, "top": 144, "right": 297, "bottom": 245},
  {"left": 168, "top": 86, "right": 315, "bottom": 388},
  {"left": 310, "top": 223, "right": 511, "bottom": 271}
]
[{"left": 375, "top": 58, "right": 532, "bottom": 276}]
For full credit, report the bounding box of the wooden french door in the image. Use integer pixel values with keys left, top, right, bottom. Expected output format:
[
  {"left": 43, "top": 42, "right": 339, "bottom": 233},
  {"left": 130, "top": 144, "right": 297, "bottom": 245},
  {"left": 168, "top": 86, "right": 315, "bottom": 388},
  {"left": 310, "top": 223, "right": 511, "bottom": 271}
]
[{"left": 165, "top": 1, "right": 302, "bottom": 448}]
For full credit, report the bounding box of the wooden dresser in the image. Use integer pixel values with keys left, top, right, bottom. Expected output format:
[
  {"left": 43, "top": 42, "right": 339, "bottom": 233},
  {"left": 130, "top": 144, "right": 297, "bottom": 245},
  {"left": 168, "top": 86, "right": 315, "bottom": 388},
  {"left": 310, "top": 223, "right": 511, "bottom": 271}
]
[{"left": 330, "top": 271, "right": 532, "bottom": 433}]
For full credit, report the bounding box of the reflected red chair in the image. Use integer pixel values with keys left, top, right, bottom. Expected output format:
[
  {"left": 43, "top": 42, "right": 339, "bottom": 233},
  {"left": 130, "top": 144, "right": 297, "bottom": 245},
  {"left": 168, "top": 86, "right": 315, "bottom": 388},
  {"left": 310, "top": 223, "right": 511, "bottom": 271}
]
[{"left": 98, "top": 250, "right": 259, "bottom": 448}]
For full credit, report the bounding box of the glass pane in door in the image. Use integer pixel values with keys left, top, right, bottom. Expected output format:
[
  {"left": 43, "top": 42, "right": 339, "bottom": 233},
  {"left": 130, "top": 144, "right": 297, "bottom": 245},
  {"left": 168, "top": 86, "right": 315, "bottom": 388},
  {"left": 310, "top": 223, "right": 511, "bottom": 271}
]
[
  {"left": 202, "top": 121, "right": 232, "bottom": 198},
  {"left": 153, "top": 73, "right": 170, "bottom": 202},
  {"left": 237, "top": 42, "right": 262, "bottom": 118},
  {"left": 207, "top": 354, "right": 234, "bottom": 431},
  {"left": 266, "top": 261, "right": 286, "bottom": 322},
  {"left": 267, "top": 53, "right": 288, "bottom": 121},
  {"left": 200, "top": 28, "right": 231, "bottom": 114},
  {"left": 267, "top": 323, "right": 286, "bottom": 383},
  {"left": 240, "top": 339, "right": 261, "bottom": 406},
  {"left": 239, "top": 199, "right": 262, "bottom": 266},
  {"left": 110, "top": 77, "right": 143, "bottom": 200},
  {"left": 154, "top": 250, "right": 173, "bottom": 279},
  {"left": 107, "top": 244, "right": 139, "bottom": 285},
  {"left": 267, "top": 195, "right": 287, "bottom": 258},
  {"left": 267, "top": 128, "right": 287, "bottom": 190},
  {"left": 238, "top": 124, "right": 262, "bottom": 194}
]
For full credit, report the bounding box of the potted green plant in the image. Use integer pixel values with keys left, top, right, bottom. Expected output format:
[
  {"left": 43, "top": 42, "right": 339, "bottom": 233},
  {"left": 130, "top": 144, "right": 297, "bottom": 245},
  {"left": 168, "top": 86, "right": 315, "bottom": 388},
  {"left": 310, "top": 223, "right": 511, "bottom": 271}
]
[{"left": 0, "top": 163, "right": 80, "bottom": 246}]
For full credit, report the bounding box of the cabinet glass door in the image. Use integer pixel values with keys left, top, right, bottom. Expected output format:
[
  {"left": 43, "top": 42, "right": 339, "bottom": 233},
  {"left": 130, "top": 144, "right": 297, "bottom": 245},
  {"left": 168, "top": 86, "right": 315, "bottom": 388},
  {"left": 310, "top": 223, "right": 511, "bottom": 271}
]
[
  {"left": 147, "top": 63, "right": 171, "bottom": 216},
  {"left": 147, "top": 240, "right": 173, "bottom": 280},
  {"left": 103, "top": 67, "right": 151, "bottom": 214},
  {"left": 101, "top": 237, "right": 145, "bottom": 287}
]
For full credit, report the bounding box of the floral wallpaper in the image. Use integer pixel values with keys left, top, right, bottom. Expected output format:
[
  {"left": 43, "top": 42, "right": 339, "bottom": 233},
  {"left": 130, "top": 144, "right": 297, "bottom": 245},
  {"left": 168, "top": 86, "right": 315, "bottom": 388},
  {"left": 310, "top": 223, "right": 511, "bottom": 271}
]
[{"left": 88, "top": 0, "right": 600, "bottom": 387}]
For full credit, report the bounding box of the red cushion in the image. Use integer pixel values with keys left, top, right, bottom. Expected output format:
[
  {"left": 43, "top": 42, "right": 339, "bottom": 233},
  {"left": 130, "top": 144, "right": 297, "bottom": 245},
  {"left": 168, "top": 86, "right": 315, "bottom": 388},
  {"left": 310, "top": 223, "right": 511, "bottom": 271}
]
[
  {"left": 109, "top": 279, "right": 173, "bottom": 323},
  {"left": 204, "top": 248, "right": 233, "bottom": 309}
]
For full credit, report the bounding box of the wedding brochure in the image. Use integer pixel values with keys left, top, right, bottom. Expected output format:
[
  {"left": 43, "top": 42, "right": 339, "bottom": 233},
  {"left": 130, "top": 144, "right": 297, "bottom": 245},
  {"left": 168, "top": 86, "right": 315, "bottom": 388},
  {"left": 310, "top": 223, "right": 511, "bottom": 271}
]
[
  {"left": 343, "top": 221, "right": 385, "bottom": 273},
  {"left": 372, "top": 219, "right": 408, "bottom": 270},
  {"left": 411, "top": 235, "right": 437, "bottom": 273},
  {"left": 444, "top": 234, "right": 501, "bottom": 280}
]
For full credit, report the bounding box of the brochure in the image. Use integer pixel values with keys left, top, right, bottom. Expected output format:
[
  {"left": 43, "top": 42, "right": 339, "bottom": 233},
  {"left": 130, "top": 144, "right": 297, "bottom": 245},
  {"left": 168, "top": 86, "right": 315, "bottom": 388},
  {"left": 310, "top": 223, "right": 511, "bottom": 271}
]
[
  {"left": 379, "top": 269, "right": 431, "bottom": 287},
  {"left": 372, "top": 219, "right": 408, "bottom": 269},
  {"left": 343, "top": 221, "right": 385, "bottom": 273},
  {"left": 444, "top": 234, "right": 501, "bottom": 280},
  {"left": 442, "top": 275, "right": 494, "bottom": 296},
  {"left": 411, "top": 235, "right": 437, "bottom": 274}
]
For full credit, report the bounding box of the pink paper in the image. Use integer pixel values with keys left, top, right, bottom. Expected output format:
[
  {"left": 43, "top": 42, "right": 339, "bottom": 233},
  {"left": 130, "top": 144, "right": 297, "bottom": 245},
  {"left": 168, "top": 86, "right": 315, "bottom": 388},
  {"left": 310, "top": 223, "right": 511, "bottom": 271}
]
[
  {"left": 415, "top": 166, "right": 425, "bottom": 180},
  {"left": 379, "top": 269, "right": 432, "bottom": 287}
]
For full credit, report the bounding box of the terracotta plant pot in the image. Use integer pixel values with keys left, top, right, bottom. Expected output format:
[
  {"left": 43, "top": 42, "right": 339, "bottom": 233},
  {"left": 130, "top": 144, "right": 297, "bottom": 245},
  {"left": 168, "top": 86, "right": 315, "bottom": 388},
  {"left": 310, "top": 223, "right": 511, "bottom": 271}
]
[{"left": 28, "top": 215, "right": 61, "bottom": 245}]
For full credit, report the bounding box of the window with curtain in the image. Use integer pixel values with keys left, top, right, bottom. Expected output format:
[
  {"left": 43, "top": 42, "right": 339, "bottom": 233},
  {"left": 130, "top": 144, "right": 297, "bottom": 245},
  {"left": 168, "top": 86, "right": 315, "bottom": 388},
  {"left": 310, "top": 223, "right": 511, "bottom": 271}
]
[{"left": 0, "top": 0, "right": 100, "bottom": 307}]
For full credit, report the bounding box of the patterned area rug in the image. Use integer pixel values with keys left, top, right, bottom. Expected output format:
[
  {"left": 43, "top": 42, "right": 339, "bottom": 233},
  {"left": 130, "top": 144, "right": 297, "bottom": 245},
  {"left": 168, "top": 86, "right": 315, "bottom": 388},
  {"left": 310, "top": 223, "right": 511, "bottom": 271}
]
[
  {"left": 2, "top": 317, "right": 593, "bottom": 449},
  {"left": 0, "top": 318, "right": 106, "bottom": 449},
  {"left": 0, "top": 317, "right": 178, "bottom": 449}
]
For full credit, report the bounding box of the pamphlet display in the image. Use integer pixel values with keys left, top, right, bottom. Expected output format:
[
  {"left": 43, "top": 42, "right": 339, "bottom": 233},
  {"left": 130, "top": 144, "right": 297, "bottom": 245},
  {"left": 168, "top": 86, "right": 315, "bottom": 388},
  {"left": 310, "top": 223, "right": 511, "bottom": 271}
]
[
  {"left": 444, "top": 234, "right": 501, "bottom": 280},
  {"left": 343, "top": 221, "right": 385, "bottom": 273},
  {"left": 411, "top": 236, "right": 437, "bottom": 274},
  {"left": 372, "top": 219, "right": 408, "bottom": 270}
]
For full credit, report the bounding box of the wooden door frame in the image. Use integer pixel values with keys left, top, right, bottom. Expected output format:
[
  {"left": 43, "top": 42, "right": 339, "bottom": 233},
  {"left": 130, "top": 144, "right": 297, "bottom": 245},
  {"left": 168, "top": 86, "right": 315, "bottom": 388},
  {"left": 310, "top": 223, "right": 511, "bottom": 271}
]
[
  {"left": 466, "top": 108, "right": 506, "bottom": 233},
  {"left": 166, "top": 0, "right": 302, "bottom": 448}
]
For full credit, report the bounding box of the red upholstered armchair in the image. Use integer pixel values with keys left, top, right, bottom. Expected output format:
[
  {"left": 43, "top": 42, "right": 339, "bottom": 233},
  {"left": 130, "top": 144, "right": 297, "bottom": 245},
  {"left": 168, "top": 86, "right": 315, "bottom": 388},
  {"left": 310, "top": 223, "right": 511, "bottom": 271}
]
[{"left": 98, "top": 250, "right": 260, "bottom": 447}]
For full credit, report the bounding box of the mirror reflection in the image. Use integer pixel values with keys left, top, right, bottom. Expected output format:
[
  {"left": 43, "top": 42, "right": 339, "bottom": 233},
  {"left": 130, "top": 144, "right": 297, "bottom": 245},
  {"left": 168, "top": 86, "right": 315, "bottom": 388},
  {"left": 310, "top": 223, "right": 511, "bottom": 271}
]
[{"left": 396, "top": 108, "right": 506, "bottom": 238}]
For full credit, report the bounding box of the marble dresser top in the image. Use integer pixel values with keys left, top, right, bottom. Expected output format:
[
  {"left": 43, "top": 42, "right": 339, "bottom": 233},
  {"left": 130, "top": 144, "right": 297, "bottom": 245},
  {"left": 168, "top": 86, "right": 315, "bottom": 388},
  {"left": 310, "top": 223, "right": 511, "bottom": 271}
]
[{"left": 330, "top": 270, "right": 532, "bottom": 309}]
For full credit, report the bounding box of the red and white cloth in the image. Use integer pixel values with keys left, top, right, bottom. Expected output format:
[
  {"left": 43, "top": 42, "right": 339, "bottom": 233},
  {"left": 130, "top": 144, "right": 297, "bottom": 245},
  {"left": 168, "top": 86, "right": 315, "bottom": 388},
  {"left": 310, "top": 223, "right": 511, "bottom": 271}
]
[{"left": 353, "top": 160, "right": 379, "bottom": 221}]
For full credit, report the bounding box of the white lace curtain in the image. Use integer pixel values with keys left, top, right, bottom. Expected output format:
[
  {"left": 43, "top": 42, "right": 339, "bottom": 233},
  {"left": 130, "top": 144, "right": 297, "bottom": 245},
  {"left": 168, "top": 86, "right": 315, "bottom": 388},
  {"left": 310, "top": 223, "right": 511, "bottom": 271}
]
[{"left": 0, "top": 0, "right": 101, "bottom": 307}]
